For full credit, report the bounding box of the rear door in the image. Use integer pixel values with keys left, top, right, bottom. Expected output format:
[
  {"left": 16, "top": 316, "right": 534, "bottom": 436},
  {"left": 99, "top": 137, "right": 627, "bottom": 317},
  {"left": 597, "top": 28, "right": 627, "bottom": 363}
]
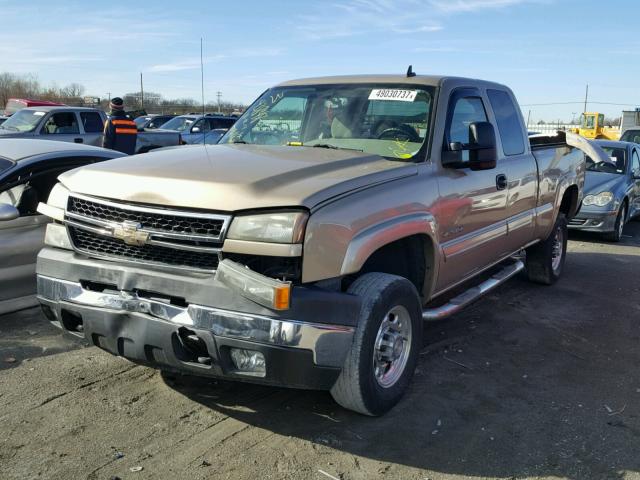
[
  {"left": 79, "top": 111, "right": 105, "bottom": 146},
  {"left": 436, "top": 88, "right": 509, "bottom": 288},
  {"left": 486, "top": 88, "right": 538, "bottom": 250}
]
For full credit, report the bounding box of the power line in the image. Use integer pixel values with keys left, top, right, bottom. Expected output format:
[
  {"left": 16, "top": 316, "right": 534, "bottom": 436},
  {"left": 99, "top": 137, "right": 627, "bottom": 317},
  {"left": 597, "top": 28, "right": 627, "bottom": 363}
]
[{"left": 520, "top": 101, "right": 639, "bottom": 107}]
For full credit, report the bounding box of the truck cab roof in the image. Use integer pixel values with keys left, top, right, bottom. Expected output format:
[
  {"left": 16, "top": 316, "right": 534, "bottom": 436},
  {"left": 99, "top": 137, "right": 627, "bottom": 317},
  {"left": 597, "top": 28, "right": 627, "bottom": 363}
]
[{"left": 276, "top": 74, "right": 509, "bottom": 91}]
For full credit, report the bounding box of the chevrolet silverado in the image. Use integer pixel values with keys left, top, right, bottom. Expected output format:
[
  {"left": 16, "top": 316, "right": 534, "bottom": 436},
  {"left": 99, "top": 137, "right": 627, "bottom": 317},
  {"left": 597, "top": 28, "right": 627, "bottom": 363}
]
[{"left": 35, "top": 73, "right": 596, "bottom": 415}]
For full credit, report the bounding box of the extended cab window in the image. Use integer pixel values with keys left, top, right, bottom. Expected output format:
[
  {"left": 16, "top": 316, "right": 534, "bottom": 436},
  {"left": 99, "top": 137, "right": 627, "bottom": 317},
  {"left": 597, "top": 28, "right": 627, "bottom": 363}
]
[
  {"left": 42, "top": 112, "right": 79, "bottom": 135},
  {"left": 448, "top": 97, "right": 487, "bottom": 144},
  {"left": 80, "top": 112, "right": 104, "bottom": 133},
  {"left": 487, "top": 89, "right": 525, "bottom": 156},
  {"left": 632, "top": 150, "right": 639, "bottom": 174}
]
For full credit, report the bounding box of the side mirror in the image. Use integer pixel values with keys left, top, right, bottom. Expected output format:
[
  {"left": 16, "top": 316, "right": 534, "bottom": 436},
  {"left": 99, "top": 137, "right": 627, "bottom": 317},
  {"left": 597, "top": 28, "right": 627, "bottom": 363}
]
[
  {"left": 442, "top": 121, "right": 497, "bottom": 170},
  {"left": 0, "top": 203, "right": 19, "bottom": 221},
  {"left": 191, "top": 126, "right": 201, "bottom": 134}
]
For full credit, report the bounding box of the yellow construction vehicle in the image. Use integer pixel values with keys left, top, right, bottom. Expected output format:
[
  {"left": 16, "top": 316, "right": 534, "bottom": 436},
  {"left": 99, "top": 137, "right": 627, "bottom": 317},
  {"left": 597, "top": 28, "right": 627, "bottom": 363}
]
[{"left": 571, "top": 112, "right": 620, "bottom": 140}]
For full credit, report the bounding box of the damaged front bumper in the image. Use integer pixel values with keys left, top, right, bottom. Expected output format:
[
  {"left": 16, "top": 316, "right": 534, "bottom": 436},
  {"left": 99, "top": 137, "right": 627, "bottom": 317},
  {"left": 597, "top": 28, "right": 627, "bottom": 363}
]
[{"left": 36, "top": 248, "right": 358, "bottom": 390}]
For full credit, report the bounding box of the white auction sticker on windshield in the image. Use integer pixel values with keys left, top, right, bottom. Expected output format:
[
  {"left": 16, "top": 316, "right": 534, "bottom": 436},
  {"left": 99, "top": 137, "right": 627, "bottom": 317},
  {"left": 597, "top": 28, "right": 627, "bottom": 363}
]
[
  {"left": 369, "top": 89, "right": 418, "bottom": 102},
  {"left": 33, "top": 111, "right": 45, "bottom": 116}
]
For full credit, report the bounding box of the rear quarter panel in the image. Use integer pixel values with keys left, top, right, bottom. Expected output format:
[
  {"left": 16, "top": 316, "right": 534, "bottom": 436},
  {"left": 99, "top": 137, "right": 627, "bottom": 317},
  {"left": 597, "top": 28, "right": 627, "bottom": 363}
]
[{"left": 532, "top": 145, "right": 585, "bottom": 239}]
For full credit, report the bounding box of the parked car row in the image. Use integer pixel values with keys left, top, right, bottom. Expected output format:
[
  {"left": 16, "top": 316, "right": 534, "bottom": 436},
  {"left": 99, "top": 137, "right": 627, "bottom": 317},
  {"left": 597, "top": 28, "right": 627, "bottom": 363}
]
[{"left": 0, "top": 106, "right": 182, "bottom": 153}]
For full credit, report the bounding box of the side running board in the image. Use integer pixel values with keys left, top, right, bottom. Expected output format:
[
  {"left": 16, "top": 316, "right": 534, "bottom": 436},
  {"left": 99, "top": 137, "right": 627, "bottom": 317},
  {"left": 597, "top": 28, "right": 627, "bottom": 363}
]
[{"left": 422, "top": 259, "right": 525, "bottom": 321}]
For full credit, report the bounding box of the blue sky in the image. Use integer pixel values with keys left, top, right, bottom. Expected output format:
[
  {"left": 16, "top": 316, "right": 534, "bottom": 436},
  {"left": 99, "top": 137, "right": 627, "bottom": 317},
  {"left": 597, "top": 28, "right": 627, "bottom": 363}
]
[{"left": 0, "top": 0, "right": 638, "bottom": 122}]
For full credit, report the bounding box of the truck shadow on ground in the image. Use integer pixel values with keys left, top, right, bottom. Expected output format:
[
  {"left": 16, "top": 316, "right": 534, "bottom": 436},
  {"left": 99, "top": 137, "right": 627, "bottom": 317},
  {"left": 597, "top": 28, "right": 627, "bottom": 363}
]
[
  {"left": 0, "top": 307, "right": 84, "bottom": 371},
  {"left": 165, "top": 248, "right": 640, "bottom": 480}
]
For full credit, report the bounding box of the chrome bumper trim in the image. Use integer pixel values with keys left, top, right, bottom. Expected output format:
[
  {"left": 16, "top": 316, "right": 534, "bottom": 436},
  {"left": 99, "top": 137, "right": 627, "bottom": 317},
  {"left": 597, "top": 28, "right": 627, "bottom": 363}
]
[{"left": 37, "top": 275, "right": 354, "bottom": 366}]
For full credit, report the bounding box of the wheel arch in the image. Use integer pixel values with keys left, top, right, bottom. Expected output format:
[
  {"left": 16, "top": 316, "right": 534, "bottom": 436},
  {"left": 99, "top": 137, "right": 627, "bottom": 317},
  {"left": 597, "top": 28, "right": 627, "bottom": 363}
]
[
  {"left": 340, "top": 213, "right": 439, "bottom": 301},
  {"left": 559, "top": 184, "right": 580, "bottom": 220}
]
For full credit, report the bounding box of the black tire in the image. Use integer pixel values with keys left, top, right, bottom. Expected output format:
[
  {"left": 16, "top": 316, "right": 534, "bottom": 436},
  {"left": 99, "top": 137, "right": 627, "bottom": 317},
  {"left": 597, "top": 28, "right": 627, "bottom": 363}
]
[
  {"left": 330, "top": 273, "right": 423, "bottom": 416},
  {"left": 525, "top": 213, "right": 568, "bottom": 285},
  {"left": 603, "top": 203, "right": 626, "bottom": 242}
]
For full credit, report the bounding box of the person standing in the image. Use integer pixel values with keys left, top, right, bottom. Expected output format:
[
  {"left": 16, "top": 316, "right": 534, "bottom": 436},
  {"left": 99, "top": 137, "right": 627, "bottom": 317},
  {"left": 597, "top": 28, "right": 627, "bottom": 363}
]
[{"left": 102, "top": 97, "right": 137, "bottom": 154}]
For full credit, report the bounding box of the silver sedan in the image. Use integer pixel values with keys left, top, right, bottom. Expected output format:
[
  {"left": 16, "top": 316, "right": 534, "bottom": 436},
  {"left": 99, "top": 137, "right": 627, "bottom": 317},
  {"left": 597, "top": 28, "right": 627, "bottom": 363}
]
[{"left": 0, "top": 139, "right": 125, "bottom": 314}]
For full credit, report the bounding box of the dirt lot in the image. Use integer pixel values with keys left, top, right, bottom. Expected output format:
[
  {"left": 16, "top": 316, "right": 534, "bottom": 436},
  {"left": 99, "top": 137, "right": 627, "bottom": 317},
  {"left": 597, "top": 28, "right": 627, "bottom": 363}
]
[{"left": 1, "top": 223, "right": 639, "bottom": 480}]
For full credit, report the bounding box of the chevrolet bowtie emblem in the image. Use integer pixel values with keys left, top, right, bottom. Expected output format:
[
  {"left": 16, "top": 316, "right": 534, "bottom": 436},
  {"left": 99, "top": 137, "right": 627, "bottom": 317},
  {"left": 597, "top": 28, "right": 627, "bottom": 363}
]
[{"left": 112, "top": 220, "right": 150, "bottom": 246}]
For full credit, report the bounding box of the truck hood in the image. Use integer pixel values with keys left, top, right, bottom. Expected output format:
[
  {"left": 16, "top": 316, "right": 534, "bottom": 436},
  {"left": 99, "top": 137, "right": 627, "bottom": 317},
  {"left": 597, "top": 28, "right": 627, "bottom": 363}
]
[{"left": 59, "top": 144, "right": 417, "bottom": 211}]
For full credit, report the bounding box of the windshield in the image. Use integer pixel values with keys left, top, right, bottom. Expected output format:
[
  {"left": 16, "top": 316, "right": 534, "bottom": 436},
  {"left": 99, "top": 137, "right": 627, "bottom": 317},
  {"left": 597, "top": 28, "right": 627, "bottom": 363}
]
[
  {"left": 0, "top": 110, "right": 45, "bottom": 132},
  {"left": 220, "top": 84, "right": 435, "bottom": 161},
  {"left": 134, "top": 117, "right": 149, "bottom": 127},
  {"left": 582, "top": 115, "right": 595, "bottom": 129},
  {"left": 160, "top": 116, "right": 195, "bottom": 132},
  {"left": 586, "top": 146, "right": 626, "bottom": 174}
]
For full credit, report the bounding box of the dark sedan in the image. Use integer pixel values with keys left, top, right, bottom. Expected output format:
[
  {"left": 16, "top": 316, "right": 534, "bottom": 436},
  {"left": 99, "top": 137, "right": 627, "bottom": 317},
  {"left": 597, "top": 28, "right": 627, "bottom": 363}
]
[{"left": 568, "top": 140, "right": 640, "bottom": 241}]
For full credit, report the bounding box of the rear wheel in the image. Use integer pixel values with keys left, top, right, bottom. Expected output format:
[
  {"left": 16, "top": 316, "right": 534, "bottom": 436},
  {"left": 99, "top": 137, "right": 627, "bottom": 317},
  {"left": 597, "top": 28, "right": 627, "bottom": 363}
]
[
  {"left": 604, "top": 203, "right": 626, "bottom": 242},
  {"left": 526, "top": 213, "right": 568, "bottom": 285},
  {"left": 330, "top": 273, "right": 422, "bottom": 416}
]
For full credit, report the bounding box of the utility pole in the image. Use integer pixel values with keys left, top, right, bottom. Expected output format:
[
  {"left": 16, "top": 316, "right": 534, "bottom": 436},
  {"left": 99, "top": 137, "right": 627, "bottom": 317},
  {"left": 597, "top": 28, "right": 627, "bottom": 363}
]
[
  {"left": 583, "top": 84, "right": 589, "bottom": 113},
  {"left": 216, "top": 91, "right": 222, "bottom": 113},
  {"left": 140, "top": 73, "right": 144, "bottom": 110},
  {"left": 200, "top": 38, "right": 205, "bottom": 117}
]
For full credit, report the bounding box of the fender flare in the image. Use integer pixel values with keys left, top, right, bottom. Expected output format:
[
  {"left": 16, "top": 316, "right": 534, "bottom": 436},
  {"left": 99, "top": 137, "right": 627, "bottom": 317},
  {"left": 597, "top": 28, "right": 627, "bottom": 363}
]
[{"left": 339, "top": 212, "right": 440, "bottom": 296}]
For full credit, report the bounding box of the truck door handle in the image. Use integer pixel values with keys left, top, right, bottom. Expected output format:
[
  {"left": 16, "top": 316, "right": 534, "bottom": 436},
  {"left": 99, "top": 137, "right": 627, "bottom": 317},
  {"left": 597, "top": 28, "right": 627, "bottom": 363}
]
[
  {"left": 496, "top": 174, "right": 508, "bottom": 190},
  {"left": 74, "top": 138, "right": 83, "bottom": 143}
]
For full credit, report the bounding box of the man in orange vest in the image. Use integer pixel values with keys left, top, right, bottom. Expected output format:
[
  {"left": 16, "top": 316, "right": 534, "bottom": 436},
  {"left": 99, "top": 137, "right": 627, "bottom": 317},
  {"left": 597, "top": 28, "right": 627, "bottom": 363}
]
[{"left": 102, "top": 97, "right": 137, "bottom": 154}]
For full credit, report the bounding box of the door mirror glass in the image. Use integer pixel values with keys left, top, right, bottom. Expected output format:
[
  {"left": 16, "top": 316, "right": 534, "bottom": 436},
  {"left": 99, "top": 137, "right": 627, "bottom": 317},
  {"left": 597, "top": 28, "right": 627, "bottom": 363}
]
[
  {"left": 191, "top": 126, "right": 201, "bottom": 134},
  {"left": 0, "top": 203, "right": 19, "bottom": 221}
]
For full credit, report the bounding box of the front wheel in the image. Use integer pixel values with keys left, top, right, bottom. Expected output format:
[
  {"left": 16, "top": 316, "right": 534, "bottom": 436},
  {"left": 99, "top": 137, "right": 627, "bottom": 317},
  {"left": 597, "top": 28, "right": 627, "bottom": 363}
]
[
  {"left": 604, "top": 203, "right": 626, "bottom": 242},
  {"left": 330, "top": 273, "right": 423, "bottom": 416},
  {"left": 525, "top": 213, "right": 568, "bottom": 285}
]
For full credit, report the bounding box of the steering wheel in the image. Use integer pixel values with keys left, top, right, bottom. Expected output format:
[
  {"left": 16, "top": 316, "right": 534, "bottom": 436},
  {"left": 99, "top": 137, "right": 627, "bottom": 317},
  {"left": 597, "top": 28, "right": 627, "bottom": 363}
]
[{"left": 377, "top": 126, "right": 420, "bottom": 143}]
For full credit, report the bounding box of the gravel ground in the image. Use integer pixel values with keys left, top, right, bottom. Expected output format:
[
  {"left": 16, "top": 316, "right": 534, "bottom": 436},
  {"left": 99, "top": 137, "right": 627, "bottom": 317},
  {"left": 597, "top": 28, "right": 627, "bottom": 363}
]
[{"left": 1, "top": 222, "right": 639, "bottom": 480}]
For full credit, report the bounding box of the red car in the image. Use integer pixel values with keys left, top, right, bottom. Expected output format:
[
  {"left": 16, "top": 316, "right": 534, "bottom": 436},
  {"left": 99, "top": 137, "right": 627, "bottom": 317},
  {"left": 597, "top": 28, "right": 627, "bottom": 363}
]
[{"left": 3, "top": 98, "right": 65, "bottom": 116}]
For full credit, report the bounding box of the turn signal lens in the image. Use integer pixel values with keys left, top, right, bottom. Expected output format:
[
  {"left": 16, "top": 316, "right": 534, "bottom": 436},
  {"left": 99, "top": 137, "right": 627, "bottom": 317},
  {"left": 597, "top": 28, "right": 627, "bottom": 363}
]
[{"left": 216, "top": 259, "right": 291, "bottom": 310}]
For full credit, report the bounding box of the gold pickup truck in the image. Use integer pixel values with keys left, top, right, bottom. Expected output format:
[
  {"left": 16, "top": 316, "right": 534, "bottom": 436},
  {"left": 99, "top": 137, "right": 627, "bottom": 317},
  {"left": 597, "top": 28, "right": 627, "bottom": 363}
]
[{"left": 35, "top": 74, "right": 596, "bottom": 415}]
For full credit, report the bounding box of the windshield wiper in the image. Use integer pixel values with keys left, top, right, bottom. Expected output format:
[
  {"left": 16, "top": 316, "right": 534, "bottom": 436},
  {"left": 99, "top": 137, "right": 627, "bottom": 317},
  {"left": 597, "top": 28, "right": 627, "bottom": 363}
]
[
  {"left": 312, "top": 144, "right": 363, "bottom": 152},
  {"left": 0, "top": 125, "right": 17, "bottom": 131},
  {"left": 230, "top": 140, "right": 247, "bottom": 144}
]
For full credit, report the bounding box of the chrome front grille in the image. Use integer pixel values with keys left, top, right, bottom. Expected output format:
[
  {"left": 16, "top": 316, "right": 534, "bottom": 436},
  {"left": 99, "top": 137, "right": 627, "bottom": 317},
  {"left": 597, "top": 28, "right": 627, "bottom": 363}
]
[{"left": 65, "top": 194, "right": 230, "bottom": 271}]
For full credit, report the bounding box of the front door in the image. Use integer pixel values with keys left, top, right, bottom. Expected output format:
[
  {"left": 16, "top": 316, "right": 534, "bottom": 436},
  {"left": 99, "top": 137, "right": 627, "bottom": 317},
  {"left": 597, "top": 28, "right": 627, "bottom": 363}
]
[
  {"left": 435, "top": 88, "right": 509, "bottom": 290},
  {"left": 38, "top": 111, "right": 83, "bottom": 144},
  {"left": 0, "top": 213, "right": 48, "bottom": 305}
]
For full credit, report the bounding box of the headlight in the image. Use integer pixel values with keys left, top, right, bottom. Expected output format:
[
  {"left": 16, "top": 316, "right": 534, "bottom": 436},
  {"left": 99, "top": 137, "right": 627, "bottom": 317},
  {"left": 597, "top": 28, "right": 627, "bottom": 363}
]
[
  {"left": 47, "top": 183, "right": 70, "bottom": 208},
  {"left": 36, "top": 183, "right": 69, "bottom": 221},
  {"left": 583, "top": 191, "right": 613, "bottom": 207},
  {"left": 227, "top": 211, "right": 308, "bottom": 244}
]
